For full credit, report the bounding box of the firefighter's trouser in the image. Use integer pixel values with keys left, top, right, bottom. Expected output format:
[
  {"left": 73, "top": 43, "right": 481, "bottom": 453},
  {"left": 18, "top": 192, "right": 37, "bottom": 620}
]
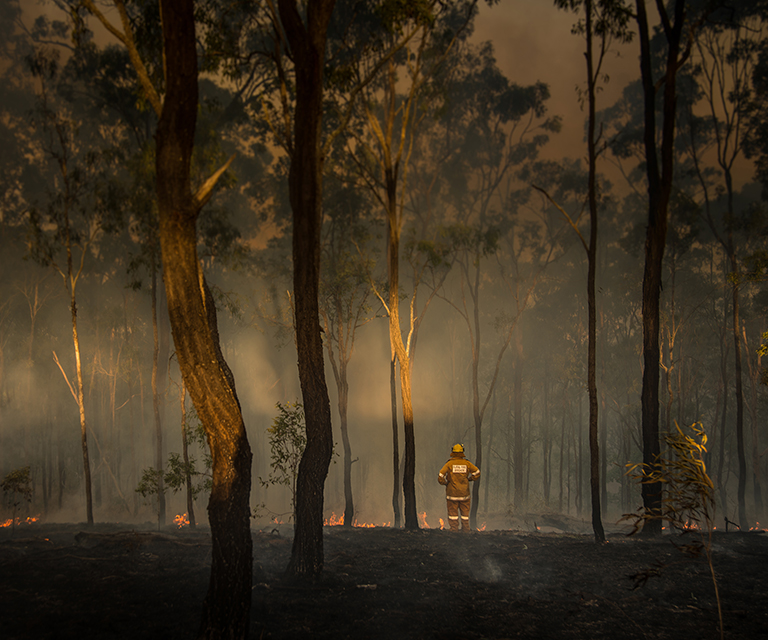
[{"left": 446, "top": 499, "right": 470, "bottom": 532}]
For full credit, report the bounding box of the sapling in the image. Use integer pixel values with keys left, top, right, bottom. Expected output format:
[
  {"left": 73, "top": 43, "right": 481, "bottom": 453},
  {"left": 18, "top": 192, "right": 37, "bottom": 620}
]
[
  {"left": 622, "top": 422, "right": 723, "bottom": 640},
  {"left": 258, "top": 401, "right": 307, "bottom": 523}
]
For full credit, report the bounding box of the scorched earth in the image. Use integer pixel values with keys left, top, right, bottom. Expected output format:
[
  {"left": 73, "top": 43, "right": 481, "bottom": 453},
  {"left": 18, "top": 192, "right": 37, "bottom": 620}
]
[{"left": 1, "top": 520, "right": 767, "bottom": 639}]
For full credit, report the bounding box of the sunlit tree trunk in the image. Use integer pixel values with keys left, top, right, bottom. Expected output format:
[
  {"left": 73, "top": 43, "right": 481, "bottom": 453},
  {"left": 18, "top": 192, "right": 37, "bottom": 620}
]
[
  {"left": 154, "top": 1, "right": 253, "bottom": 635},
  {"left": 390, "top": 354, "right": 401, "bottom": 527}
]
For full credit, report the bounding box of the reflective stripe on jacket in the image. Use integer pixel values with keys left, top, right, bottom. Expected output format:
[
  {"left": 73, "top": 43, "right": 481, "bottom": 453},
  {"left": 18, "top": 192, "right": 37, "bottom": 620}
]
[{"left": 438, "top": 453, "right": 480, "bottom": 500}]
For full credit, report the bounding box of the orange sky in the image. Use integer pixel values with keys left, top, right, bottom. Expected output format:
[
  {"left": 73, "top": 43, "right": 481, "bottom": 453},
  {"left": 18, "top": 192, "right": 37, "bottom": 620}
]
[{"left": 473, "top": 0, "right": 640, "bottom": 168}]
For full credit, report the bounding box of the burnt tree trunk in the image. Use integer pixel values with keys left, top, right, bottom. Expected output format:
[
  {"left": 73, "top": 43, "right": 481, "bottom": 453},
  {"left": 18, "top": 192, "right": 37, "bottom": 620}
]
[
  {"left": 155, "top": 1, "right": 253, "bottom": 637},
  {"left": 150, "top": 251, "right": 166, "bottom": 527},
  {"left": 584, "top": 0, "right": 605, "bottom": 544},
  {"left": 635, "top": 0, "right": 686, "bottom": 537},
  {"left": 279, "top": 0, "right": 337, "bottom": 577}
]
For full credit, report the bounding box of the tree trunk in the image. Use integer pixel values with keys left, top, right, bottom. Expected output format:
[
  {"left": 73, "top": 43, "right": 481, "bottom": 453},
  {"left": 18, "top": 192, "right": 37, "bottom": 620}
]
[
  {"left": 150, "top": 252, "right": 166, "bottom": 528},
  {"left": 635, "top": 0, "right": 685, "bottom": 536},
  {"left": 278, "top": 0, "right": 337, "bottom": 576},
  {"left": 390, "top": 354, "right": 401, "bottom": 528},
  {"left": 730, "top": 261, "right": 747, "bottom": 527},
  {"left": 337, "top": 367, "right": 354, "bottom": 528},
  {"left": 513, "top": 330, "right": 523, "bottom": 509},
  {"left": 155, "top": 2, "right": 253, "bottom": 636},
  {"left": 743, "top": 323, "right": 764, "bottom": 520},
  {"left": 584, "top": 0, "right": 604, "bottom": 543},
  {"left": 180, "top": 382, "right": 196, "bottom": 528}
]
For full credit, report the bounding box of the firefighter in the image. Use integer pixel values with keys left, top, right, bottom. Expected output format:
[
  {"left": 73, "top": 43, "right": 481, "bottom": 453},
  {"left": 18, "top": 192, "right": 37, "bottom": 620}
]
[{"left": 437, "top": 444, "right": 480, "bottom": 532}]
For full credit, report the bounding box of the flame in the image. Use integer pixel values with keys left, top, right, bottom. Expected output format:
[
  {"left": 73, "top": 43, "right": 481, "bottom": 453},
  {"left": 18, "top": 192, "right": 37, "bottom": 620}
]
[
  {"left": 323, "top": 512, "right": 391, "bottom": 528},
  {"left": 477, "top": 522, "right": 486, "bottom": 532},
  {"left": 1, "top": 515, "right": 39, "bottom": 528},
  {"left": 173, "top": 513, "right": 189, "bottom": 528},
  {"left": 439, "top": 518, "right": 445, "bottom": 530},
  {"left": 418, "top": 511, "right": 430, "bottom": 528},
  {"left": 324, "top": 512, "right": 344, "bottom": 526}
]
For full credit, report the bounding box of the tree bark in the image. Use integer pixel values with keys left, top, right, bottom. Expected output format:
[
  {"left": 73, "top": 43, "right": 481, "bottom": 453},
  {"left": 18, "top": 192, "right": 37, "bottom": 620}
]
[
  {"left": 584, "top": 0, "right": 605, "bottom": 544},
  {"left": 180, "top": 382, "right": 196, "bottom": 528},
  {"left": 513, "top": 329, "right": 523, "bottom": 508},
  {"left": 150, "top": 251, "right": 166, "bottom": 528},
  {"left": 390, "top": 353, "right": 402, "bottom": 528},
  {"left": 635, "top": 0, "right": 686, "bottom": 536},
  {"left": 155, "top": 1, "right": 253, "bottom": 636},
  {"left": 278, "top": 0, "right": 337, "bottom": 577}
]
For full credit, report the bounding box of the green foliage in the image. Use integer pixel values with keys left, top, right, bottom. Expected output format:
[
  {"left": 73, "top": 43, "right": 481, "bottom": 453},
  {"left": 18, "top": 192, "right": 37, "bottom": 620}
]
[
  {"left": 136, "top": 416, "right": 212, "bottom": 502},
  {"left": 259, "top": 401, "right": 307, "bottom": 519},
  {"left": 135, "top": 466, "right": 163, "bottom": 499},
  {"left": 2, "top": 466, "right": 33, "bottom": 517}
]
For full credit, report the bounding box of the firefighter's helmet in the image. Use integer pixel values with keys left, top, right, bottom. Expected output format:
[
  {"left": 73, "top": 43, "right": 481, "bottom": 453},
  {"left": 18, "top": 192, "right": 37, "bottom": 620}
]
[{"left": 452, "top": 443, "right": 464, "bottom": 453}]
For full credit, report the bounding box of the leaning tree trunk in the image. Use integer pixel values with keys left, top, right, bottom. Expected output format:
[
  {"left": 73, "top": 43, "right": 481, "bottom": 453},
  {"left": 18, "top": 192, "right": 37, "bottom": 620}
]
[
  {"left": 513, "top": 329, "right": 524, "bottom": 509},
  {"left": 279, "top": 0, "right": 337, "bottom": 577},
  {"left": 156, "top": 2, "right": 253, "bottom": 637}
]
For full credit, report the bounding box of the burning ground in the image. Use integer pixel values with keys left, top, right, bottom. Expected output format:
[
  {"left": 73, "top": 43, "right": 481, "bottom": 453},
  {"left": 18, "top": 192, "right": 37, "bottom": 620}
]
[{"left": 0, "top": 521, "right": 766, "bottom": 639}]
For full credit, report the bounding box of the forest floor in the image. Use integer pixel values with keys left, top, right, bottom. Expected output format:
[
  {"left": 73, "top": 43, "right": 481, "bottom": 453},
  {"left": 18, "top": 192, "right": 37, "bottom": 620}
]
[{"left": 0, "top": 518, "right": 766, "bottom": 640}]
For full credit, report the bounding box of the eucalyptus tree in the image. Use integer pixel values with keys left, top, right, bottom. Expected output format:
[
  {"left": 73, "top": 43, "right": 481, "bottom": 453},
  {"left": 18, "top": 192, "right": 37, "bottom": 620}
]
[
  {"left": 430, "top": 39, "right": 562, "bottom": 527},
  {"left": 340, "top": 0, "right": 483, "bottom": 530},
  {"left": 547, "top": 0, "right": 633, "bottom": 542},
  {"left": 79, "top": 0, "right": 253, "bottom": 635},
  {"left": 686, "top": 11, "right": 766, "bottom": 527},
  {"left": 24, "top": 45, "right": 124, "bottom": 525},
  {"left": 630, "top": 0, "right": 702, "bottom": 536},
  {"left": 318, "top": 175, "right": 379, "bottom": 528}
]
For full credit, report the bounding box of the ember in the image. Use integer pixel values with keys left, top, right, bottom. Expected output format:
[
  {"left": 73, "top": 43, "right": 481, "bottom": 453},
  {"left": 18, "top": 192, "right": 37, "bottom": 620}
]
[
  {"left": 1, "top": 515, "right": 39, "bottom": 528},
  {"left": 173, "top": 513, "right": 189, "bottom": 528}
]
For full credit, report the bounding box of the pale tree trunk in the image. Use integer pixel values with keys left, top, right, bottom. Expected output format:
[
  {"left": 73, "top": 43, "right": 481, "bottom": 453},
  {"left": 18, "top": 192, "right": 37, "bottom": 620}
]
[
  {"left": 385, "top": 187, "right": 418, "bottom": 529},
  {"left": 321, "top": 301, "right": 356, "bottom": 528},
  {"left": 513, "top": 329, "right": 523, "bottom": 509},
  {"left": 390, "top": 353, "right": 402, "bottom": 528},
  {"left": 71, "top": 285, "right": 93, "bottom": 525}
]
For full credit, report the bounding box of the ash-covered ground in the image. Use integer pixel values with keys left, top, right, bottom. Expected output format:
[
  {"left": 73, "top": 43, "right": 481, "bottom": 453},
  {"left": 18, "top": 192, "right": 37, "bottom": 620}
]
[{"left": 1, "top": 520, "right": 766, "bottom": 639}]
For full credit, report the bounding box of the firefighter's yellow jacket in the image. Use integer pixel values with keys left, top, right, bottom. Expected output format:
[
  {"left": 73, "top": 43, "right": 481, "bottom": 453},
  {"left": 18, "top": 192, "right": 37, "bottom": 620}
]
[{"left": 438, "top": 452, "right": 480, "bottom": 500}]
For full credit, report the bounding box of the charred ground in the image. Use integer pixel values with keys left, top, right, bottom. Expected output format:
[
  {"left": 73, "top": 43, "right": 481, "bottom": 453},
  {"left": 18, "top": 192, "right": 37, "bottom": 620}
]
[{"left": 1, "top": 521, "right": 766, "bottom": 639}]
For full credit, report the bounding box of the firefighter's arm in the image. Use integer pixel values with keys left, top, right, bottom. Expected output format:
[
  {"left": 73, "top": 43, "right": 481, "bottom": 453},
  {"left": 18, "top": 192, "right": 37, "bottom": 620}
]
[
  {"left": 438, "top": 466, "right": 450, "bottom": 486},
  {"left": 468, "top": 465, "right": 480, "bottom": 481}
]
